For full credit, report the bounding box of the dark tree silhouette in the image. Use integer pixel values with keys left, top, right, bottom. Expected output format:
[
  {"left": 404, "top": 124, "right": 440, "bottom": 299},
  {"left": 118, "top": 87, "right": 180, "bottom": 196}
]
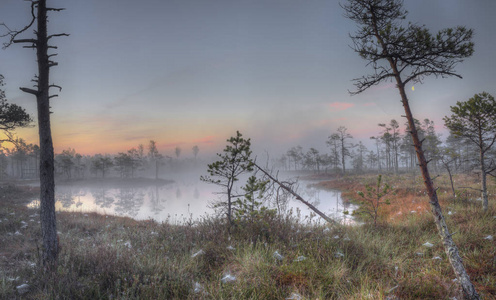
[
  {"left": 201, "top": 131, "right": 254, "bottom": 228},
  {"left": 192, "top": 145, "right": 199, "bottom": 159},
  {"left": 0, "top": 75, "right": 32, "bottom": 141},
  {"left": 1, "top": 0, "right": 69, "bottom": 266},
  {"left": 444, "top": 92, "right": 496, "bottom": 211},
  {"left": 336, "top": 126, "right": 353, "bottom": 174},
  {"left": 343, "top": 0, "right": 478, "bottom": 298},
  {"left": 0, "top": 76, "right": 32, "bottom": 132}
]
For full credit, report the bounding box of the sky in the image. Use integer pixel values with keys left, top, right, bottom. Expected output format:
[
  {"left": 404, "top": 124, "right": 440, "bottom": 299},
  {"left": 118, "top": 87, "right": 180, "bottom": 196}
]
[{"left": 0, "top": 0, "right": 495, "bottom": 158}]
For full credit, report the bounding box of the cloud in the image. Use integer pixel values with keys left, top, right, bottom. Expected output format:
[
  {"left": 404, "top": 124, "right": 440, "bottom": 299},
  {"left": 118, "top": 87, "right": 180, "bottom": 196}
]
[
  {"left": 328, "top": 102, "right": 355, "bottom": 111},
  {"left": 362, "top": 102, "right": 376, "bottom": 107}
]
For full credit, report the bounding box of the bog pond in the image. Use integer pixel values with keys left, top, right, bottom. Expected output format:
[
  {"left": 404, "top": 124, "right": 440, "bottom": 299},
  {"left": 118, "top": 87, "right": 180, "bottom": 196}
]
[{"left": 28, "top": 176, "right": 357, "bottom": 225}]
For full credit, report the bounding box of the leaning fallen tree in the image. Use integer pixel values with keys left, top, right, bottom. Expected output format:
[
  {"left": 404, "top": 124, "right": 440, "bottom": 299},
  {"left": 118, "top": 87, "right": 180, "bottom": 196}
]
[{"left": 254, "top": 162, "right": 337, "bottom": 225}]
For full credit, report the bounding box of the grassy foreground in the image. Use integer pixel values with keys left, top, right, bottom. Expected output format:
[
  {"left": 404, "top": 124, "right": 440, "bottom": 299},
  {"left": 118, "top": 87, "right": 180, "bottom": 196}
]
[{"left": 0, "top": 174, "right": 495, "bottom": 299}]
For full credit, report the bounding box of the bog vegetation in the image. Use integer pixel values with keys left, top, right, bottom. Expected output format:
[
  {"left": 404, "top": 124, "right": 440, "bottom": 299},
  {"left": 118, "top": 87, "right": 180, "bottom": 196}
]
[{"left": 1, "top": 0, "right": 496, "bottom": 299}]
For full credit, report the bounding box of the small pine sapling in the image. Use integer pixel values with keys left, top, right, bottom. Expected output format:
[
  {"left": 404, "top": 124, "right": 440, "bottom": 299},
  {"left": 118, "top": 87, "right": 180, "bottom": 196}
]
[{"left": 356, "top": 175, "right": 393, "bottom": 226}]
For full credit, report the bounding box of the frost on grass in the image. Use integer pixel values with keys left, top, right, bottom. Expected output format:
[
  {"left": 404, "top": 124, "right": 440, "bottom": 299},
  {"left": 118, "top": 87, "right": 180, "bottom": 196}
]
[
  {"left": 124, "top": 241, "right": 132, "bottom": 249},
  {"left": 16, "top": 283, "right": 30, "bottom": 295},
  {"left": 221, "top": 273, "right": 236, "bottom": 283},
  {"left": 192, "top": 249, "right": 205, "bottom": 258},
  {"left": 286, "top": 292, "right": 302, "bottom": 300},
  {"left": 273, "top": 250, "right": 284, "bottom": 261},
  {"left": 193, "top": 281, "right": 203, "bottom": 293}
]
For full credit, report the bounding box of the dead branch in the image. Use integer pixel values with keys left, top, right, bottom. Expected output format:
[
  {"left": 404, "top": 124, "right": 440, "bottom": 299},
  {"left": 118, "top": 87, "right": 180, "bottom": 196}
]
[
  {"left": 49, "top": 84, "right": 62, "bottom": 91},
  {"left": 19, "top": 87, "right": 38, "bottom": 95},
  {"left": 0, "top": 1, "right": 36, "bottom": 48},
  {"left": 47, "top": 33, "right": 69, "bottom": 40}
]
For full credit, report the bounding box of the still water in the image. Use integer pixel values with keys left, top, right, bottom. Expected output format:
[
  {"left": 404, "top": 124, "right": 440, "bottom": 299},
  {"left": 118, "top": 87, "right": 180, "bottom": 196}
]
[{"left": 28, "top": 177, "right": 357, "bottom": 225}]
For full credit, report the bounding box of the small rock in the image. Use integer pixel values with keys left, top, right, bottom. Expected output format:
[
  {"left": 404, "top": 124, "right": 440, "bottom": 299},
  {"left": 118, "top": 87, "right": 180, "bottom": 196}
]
[
  {"left": 323, "top": 228, "right": 330, "bottom": 233},
  {"left": 124, "top": 241, "right": 132, "bottom": 249},
  {"left": 334, "top": 251, "right": 345, "bottom": 258},
  {"left": 14, "top": 231, "right": 22, "bottom": 236},
  {"left": 227, "top": 245, "right": 235, "bottom": 251},
  {"left": 483, "top": 235, "right": 493, "bottom": 240},
  {"left": 432, "top": 256, "right": 442, "bottom": 260},
  {"left": 410, "top": 210, "right": 417, "bottom": 213},
  {"left": 333, "top": 235, "right": 340, "bottom": 239},
  {"left": 415, "top": 252, "right": 424, "bottom": 256},
  {"left": 294, "top": 256, "right": 307, "bottom": 262},
  {"left": 422, "top": 242, "right": 434, "bottom": 248}
]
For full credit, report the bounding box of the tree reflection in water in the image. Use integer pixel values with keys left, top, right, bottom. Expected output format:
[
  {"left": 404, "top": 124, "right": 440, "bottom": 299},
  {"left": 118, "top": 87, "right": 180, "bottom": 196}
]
[
  {"left": 92, "top": 187, "right": 115, "bottom": 209},
  {"left": 113, "top": 188, "right": 145, "bottom": 218},
  {"left": 148, "top": 185, "right": 165, "bottom": 215},
  {"left": 56, "top": 187, "right": 86, "bottom": 208}
]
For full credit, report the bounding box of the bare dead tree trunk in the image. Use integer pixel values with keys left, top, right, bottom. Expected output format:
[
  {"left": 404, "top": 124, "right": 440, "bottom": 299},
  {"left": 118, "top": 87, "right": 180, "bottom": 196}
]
[
  {"left": 8, "top": 0, "right": 68, "bottom": 267},
  {"left": 36, "top": 0, "right": 58, "bottom": 267},
  {"left": 480, "top": 148, "right": 488, "bottom": 211}
]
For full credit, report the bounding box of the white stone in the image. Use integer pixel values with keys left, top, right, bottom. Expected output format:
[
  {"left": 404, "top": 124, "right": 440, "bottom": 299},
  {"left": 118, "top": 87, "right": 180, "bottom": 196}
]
[
  {"left": 422, "top": 242, "right": 434, "bottom": 248},
  {"left": 483, "top": 235, "right": 493, "bottom": 240}
]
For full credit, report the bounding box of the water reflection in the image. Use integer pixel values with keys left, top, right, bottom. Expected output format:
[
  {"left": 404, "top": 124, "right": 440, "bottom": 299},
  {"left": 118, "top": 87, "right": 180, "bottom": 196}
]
[
  {"left": 92, "top": 187, "right": 114, "bottom": 209},
  {"left": 29, "top": 179, "right": 357, "bottom": 224},
  {"left": 114, "top": 188, "right": 145, "bottom": 218}
]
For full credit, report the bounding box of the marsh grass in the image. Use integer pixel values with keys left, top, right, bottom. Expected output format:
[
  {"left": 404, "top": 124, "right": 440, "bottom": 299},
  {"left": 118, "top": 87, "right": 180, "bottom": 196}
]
[{"left": 0, "top": 174, "right": 495, "bottom": 299}]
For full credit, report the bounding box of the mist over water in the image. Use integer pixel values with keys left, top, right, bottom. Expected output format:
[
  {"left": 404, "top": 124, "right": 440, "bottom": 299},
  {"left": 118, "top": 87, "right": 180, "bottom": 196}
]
[
  {"left": 28, "top": 169, "right": 357, "bottom": 225},
  {"left": 26, "top": 155, "right": 355, "bottom": 224}
]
